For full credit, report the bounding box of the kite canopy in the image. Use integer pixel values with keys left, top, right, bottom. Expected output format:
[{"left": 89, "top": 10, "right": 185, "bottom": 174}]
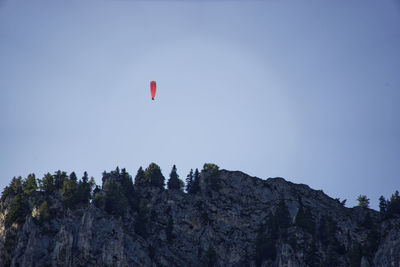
[{"left": 150, "top": 81, "right": 156, "bottom": 100}]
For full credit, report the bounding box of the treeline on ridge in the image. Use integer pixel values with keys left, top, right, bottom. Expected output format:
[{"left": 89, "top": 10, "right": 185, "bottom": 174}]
[{"left": 0, "top": 163, "right": 219, "bottom": 227}]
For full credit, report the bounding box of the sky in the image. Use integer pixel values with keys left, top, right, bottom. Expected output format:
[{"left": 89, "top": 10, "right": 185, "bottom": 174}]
[{"left": 0, "top": 0, "right": 399, "bottom": 209}]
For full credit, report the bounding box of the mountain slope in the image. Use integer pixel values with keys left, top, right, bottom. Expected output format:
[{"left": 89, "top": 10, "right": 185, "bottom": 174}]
[{"left": 0, "top": 166, "right": 399, "bottom": 267}]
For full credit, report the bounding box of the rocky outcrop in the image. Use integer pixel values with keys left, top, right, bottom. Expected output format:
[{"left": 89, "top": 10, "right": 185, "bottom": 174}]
[{"left": 0, "top": 168, "right": 399, "bottom": 266}]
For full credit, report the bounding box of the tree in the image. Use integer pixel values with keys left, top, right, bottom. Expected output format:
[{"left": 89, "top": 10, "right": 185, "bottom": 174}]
[
  {"left": 119, "top": 168, "right": 138, "bottom": 211},
  {"left": 144, "top": 163, "right": 165, "bottom": 188},
  {"left": 5, "top": 194, "right": 29, "bottom": 225},
  {"left": 22, "top": 174, "right": 37, "bottom": 196},
  {"left": 203, "top": 163, "right": 220, "bottom": 191},
  {"left": 54, "top": 170, "right": 68, "bottom": 191},
  {"left": 82, "top": 171, "right": 89, "bottom": 184},
  {"left": 1, "top": 176, "right": 23, "bottom": 201},
  {"left": 39, "top": 173, "right": 55, "bottom": 193},
  {"left": 191, "top": 168, "right": 201, "bottom": 194},
  {"left": 186, "top": 169, "right": 193, "bottom": 193},
  {"left": 69, "top": 172, "right": 77, "bottom": 182},
  {"left": 387, "top": 190, "right": 400, "bottom": 218},
  {"left": 357, "top": 195, "right": 370, "bottom": 208},
  {"left": 134, "top": 167, "right": 146, "bottom": 187},
  {"left": 167, "top": 165, "right": 183, "bottom": 191},
  {"left": 103, "top": 181, "right": 128, "bottom": 217},
  {"left": 379, "top": 196, "right": 387, "bottom": 214},
  {"left": 61, "top": 179, "right": 78, "bottom": 209},
  {"left": 76, "top": 172, "right": 94, "bottom": 205}
]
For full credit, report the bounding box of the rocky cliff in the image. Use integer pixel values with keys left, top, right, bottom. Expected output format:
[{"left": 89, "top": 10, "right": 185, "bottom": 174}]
[{"left": 0, "top": 166, "right": 399, "bottom": 267}]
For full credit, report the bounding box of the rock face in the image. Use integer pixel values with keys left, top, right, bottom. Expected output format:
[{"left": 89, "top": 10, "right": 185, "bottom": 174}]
[{"left": 0, "top": 168, "right": 399, "bottom": 267}]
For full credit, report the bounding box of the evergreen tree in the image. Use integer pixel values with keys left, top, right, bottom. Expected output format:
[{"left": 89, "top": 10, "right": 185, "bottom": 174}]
[
  {"left": 76, "top": 172, "right": 93, "bottom": 205},
  {"left": 134, "top": 167, "right": 146, "bottom": 187},
  {"left": 203, "top": 163, "right": 221, "bottom": 191},
  {"left": 69, "top": 172, "right": 77, "bottom": 182},
  {"left": 6, "top": 194, "right": 29, "bottom": 225},
  {"left": 103, "top": 181, "right": 128, "bottom": 216},
  {"left": 54, "top": 170, "right": 68, "bottom": 191},
  {"left": 387, "top": 190, "right": 400, "bottom": 217},
  {"left": 61, "top": 179, "right": 78, "bottom": 209},
  {"left": 379, "top": 196, "right": 387, "bottom": 214},
  {"left": 144, "top": 163, "right": 165, "bottom": 188},
  {"left": 191, "top": 168, "right": 201, "bottom": 194},
  {"left": 357, "top": 195, "right": 370, "bottom": 208},
  {"left": 167, "top": 165, "right": 183, "bottom": 191},
  {"left": 120, "top": 168, "right": 138, "bottom": 211},
  {"left": 22, "top": 174, "right": 37, "bottom": 196},
  {"left": 1, "top": 176, "right": 23, "bottom": 201},
  {"left": 82, "top": 171, "right": 89, "bottom": 184},
  {"left": 186, "top": 169, "right": 193, "bottom": 193},
  {"left": 39, "top": 173, "right": 55, "bottom": 194}
]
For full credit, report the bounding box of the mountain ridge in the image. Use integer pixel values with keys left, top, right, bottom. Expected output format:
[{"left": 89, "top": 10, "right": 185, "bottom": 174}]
[{"left": 0, "top": 164, "right": 399, "bottom": 266}]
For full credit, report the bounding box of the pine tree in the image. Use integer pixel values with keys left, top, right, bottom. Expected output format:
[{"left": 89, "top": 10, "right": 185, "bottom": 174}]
[
  {"left": 54, "top": 170, "right": 67, "bottom": 191},
  {"left": 82, "top": 171, "right": 89, "bottom": 184},
  {"left": 6, "top": 194, "right": 29, "bottom": 225},
  {"left": 39, "top": 173, "right": 55, "bottom": 194},
  {"left": 186, "top": 169, "right": 193, "bottom": 193},
  {"left": 379, "top": 196, "right": 387, "bottom": 214},
  {"left": 61, "top": 178, "right": 78, "bottom": 209},
  {"left": 387, "top": 190, "right": 400, "bottom": 217},
  {"left": 144, "top": 163, "right": 165, "bottom": 188},
  {"left": 167, "top": 165, "right": 183, "bottom": 191},
  {"left": 191, "top": 168, "right": 201, "bottom": 194},
  {"left": 69, "top": 172, "right": 77, "bottom": 182},
  {"left": 1, "top": 176, "right": 23, "bottom": 201},
  {"left": 120, "top": 168, "right": 138, "bottom": 211},
  {"left": 357, "top": 195, "right": 370, "bottom": 208},
  {"left": 134, "top": 167, "right": 146, "bottom": 187},
  {"left": 22, "top": 174, "right": 37, "bottom": 196},
  {"left": 103, "top": 181, "right": 128, "bottom": 216},
  {"left": 76, "top": 172, "right": 93, "bottom": 205}
]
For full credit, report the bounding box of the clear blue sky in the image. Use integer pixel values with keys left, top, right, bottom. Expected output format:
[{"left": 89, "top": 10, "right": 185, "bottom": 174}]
[{"left": 1, "top": 0, "right": 399, "bottom": 209}]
